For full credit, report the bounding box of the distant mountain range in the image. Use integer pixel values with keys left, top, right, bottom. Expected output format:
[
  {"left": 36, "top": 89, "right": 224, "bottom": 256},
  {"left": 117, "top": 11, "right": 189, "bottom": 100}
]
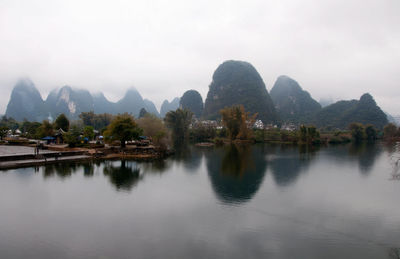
[
  {"left": 269, "top": 74, "right": 388, "bottom": 129},
  {"left": 202, "top": 60, "right": 388, "bottom": 129},
  {"left": 311, "top": 93, "right": 388, "bottom": 129},
  {"left": 4, "top": 60, "right": 392, "bottom": 129},
  {"left": 5, "top": 79, "right": 179, "bottom": 121}
]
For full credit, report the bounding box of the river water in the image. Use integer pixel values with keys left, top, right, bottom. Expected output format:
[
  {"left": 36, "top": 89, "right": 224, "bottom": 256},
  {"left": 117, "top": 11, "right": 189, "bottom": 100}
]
[{"left": 0, "top": 143, "right": 399, "bottom": 258}]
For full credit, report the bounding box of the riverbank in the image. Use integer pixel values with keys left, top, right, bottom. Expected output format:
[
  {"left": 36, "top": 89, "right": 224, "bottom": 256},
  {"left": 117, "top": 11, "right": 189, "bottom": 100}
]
[{"left": 0, "top": 144, "right": 171, "bottom": 170}]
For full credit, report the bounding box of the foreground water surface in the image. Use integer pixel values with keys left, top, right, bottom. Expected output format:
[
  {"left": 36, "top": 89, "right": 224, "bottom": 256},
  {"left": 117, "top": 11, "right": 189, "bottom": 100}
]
[{"left": 0, "top": 143, "right": 399, "bottom": 259}]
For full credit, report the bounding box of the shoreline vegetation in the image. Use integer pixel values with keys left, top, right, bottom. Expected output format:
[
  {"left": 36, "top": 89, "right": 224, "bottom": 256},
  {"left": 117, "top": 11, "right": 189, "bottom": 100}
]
[{"left": 0, "top": 104, "right": 399, "bottom": 170}]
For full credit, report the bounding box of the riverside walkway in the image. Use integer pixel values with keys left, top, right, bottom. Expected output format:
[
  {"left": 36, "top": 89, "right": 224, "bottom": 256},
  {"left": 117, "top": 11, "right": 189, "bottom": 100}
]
[{"left": 0, "top": 145, "right": 91, "bottom": 170}]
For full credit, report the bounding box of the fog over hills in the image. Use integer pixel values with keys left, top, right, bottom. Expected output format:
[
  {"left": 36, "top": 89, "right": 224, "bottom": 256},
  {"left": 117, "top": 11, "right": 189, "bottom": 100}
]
[
  {"left": 5, "top": 80, "right": 161, "bottom": 121},
  {"left": 4, "top": 59, "right": 392, "bottom": 130},
  {"left": 6, "top": 60, "right": 395, "bottom": 129},
  {"left": 160, "top": 98, "right": 180, "bottom": 118},
  {"left": 5, "top": 78, "right": 47, "bottom": 122}
]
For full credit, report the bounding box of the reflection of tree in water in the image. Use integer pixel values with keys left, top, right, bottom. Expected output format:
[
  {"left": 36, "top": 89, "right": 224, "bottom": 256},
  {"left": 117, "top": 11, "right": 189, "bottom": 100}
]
[
  {"left": 173, "top": 143, "right": 202, "bottom": 172},
  {"left": 42, "top": 162, "right": 96, "bottom": 179},
  {"left": 103, "top": 160, "right": 142, "bottom": 191},
  {"left": 206, "top": 144, "right": 267, "bottom": 205},
  {"left": 298, "top": 144, "right": 320, "bottom": 160},
  {"left": 269, "top": 145, "right": 317, "bottom": 187},
  {"left": 348, "top": 142, "right": 382, "bottom": 175},
  {"left": 140, "top": 159, "right": 171, "bottom": 175},
  {"left": 83, "top": 163, "right": 94, "bottom": 177},
  {"left": 43, "top": 163, "right": 79, "bottom": 179},
  {"left": 221, "top": 144, "right": 254, "bottom": 177}
]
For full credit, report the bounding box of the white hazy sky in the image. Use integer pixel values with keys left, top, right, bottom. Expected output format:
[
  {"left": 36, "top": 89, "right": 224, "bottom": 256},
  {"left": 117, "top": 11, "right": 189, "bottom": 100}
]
[{"left": 0, "top": 0, "right": 399, "bottom": 114}]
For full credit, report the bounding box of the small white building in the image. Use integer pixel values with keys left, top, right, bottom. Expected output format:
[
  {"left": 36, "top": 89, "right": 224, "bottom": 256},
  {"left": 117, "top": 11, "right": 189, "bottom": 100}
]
[
  {"left": 253, "top": 120, "right": 264, "bottom": 129},
  {"left": 281, "top": 123, "right": 296, "bottom": 131}
]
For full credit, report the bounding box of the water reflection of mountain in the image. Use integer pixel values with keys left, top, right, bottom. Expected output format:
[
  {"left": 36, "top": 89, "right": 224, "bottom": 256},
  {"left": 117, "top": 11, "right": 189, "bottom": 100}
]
[
  {"left": 268, "top": 145, "right": 318, "bottom": 187},
  {"left": 324, "top": 143, "right": 383, "bottom": 175},
  {"left": 348, "top": 142, "right": 382, "bottom": 174},
  {"left": 38, "top": 142, "right": 384, "bottom": 196},
  {"left": 140, "top": 159, "right": 171, "bottom": 174},
  {"left": 206, "top": 144, "right": 267, "bottom": 205},
  {"left": 205, "top": 142, "right": 383, "bottom": 205},
  {"left": 103, "top": 160, "right": 142, "bottom": 191}
]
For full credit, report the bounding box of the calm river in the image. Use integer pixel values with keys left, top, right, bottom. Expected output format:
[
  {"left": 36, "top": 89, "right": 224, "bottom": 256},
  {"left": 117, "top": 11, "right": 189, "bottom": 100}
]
[{"left": 0, "top": 143, "right": 399, "bottom": 258}]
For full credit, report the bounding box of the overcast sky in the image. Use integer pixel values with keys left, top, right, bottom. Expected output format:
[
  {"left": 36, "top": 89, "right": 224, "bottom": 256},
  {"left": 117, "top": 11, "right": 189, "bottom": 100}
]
[{"left": 0, "top": 0, "right": 399, "bottom": 114}]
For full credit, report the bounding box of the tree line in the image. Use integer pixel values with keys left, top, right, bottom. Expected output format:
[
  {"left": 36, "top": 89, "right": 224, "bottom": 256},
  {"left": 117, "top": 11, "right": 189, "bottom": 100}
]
[{"left": 1, "top": 106, "right": 399, "bottom": 147}]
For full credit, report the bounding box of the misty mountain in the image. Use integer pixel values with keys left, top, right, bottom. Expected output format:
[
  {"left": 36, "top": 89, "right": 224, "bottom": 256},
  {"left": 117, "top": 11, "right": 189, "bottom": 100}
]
[
  {"left": 143, "top": 99, "right": 160, "bottom": 117},
  {"left": 270, "top": 75, "right": 321, "bottom": 123},
  {"left": 180, "top": 90, "right": 203, "bottom": 118},
  {"left": 92, "top": 91, "right": 160, "bottom": 117},
  {"left": 312, "top": 93, "right": 388, "bottom": 129},
  {"left": 394, "top": 116, "right": 400, "bottom": 126},
  {"left": 45, "top": 86, "right": 94, "bottom": 120},
  {"left": 93, "top": 92, "right": 116, "bottom": 114},
  {"left": 319, "top": 97, "right": 335, "bottom": 108},
  {"left": 114, "top": 88, "right": 148, "bottom": 117},
  {"left": 160, "top": 97, "right": 180, "bottom": 117},
  {"left": 5, "top": 80, "right": 160, "bottom": 121},
  {"left": 203, "top": 60, "right": 277, "bottom": 123},
  {"left": 5, "top": 78, "right": 389, "bottom": 129},
  {"left": 385, "top": 112, "right": 399, "bottom": 126},
  {"left": 5, "top": 79, "right": 47, "bottom": 121}
]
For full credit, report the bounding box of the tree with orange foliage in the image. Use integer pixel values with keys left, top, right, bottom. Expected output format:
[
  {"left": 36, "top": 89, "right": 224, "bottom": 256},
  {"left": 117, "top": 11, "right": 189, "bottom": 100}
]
[{"left": 220, "top": 105, "right": 257, "bottom": 141}]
